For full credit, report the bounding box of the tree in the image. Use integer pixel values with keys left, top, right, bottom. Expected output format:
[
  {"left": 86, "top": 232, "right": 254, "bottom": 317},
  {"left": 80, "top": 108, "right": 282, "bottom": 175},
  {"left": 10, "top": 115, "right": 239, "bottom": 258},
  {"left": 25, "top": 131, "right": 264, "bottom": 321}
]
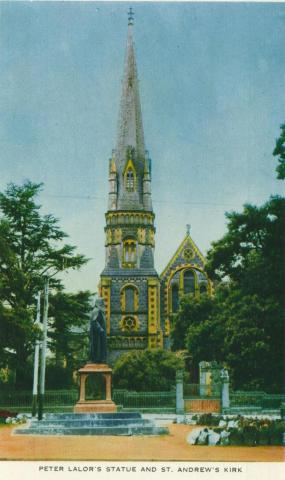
[
  {"left": 219, "top": 292, "right": 282, "bottom": 391},
  {"left": 206, "top": 196, "right": 284, "bottom": 302},
  {"left": 171, "top": 197, "right": 285, "bottom": 392},
  {"left": 0, "top": 181, "right": 88, "bottom": 387},
  {"left": 113, "top": 349, "right": 184, "bottom": 391},
  {"left": 184, "top": 290, "right": 283, "bottom": 391},
  {"left": 46, "top": 290, "right": 92, "bottom": 388},
  {"left": 273, "top": 123, "right": 285, "bottom": 179},
  {"left": 171, "top": 293, "right": 216, "bottom": 351}
]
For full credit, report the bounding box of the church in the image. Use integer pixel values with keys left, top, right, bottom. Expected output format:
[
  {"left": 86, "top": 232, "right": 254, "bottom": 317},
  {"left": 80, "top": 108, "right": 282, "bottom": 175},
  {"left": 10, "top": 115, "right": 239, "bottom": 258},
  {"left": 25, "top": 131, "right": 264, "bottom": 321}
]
[{"left": 99, "top": 11, "right": 213, "bottom": 364}]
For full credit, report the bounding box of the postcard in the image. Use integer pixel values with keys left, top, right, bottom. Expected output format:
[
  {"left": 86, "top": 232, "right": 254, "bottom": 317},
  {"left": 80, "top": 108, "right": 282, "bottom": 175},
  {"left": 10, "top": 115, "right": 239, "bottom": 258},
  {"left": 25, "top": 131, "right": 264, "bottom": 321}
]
[{"left": 0, "top": 1, "right": 284, "bottom": 479}]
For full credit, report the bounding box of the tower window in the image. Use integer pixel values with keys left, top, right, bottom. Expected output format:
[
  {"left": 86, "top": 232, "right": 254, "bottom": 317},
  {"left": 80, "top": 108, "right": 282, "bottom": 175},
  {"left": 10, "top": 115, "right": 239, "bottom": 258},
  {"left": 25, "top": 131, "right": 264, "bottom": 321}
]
[
  {"left": 126, "top": 169, "right": 135, "bottom": 191},
  {"left": 120, "top": 285, "right": 139, "bottom": 312},
  {"left": 125, "top": 287, "right": 135, "bottom": 311},
  {"left": 123, "top": 239, "right": 136, "bottom": 267}
]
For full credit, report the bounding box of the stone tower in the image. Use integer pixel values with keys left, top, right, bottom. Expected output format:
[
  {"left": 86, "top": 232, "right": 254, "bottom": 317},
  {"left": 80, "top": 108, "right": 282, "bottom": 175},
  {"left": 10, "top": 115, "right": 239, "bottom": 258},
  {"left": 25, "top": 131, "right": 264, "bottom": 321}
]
[{"left": 100, "top": 11, "right": 162, "bottom": 364}]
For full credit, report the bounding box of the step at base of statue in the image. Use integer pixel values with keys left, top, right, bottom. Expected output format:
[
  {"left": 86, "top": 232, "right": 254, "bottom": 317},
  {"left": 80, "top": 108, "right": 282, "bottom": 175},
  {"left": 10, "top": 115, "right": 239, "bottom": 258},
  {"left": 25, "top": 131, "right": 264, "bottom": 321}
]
[
  {"left": 13, "top": 412, "right": 169, "bottom": 436},
  {"left": 45, "top": 412, "right": 141, "bottom": 420}
]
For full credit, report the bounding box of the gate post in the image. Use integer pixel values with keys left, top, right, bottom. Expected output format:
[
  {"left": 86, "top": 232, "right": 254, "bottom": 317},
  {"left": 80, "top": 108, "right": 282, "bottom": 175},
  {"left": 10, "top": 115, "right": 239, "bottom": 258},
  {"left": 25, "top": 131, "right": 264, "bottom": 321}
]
[
  {"left": 176, "top": 370, "right": 184, "bottom": 414},
  {"left": 220, "top": 368, "right": 230, "bottom": 410}
]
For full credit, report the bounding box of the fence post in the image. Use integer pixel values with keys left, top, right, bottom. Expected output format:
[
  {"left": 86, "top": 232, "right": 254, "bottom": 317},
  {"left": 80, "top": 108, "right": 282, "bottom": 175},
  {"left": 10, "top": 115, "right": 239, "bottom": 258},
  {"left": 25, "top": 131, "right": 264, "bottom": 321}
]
[{"left": 176, "top": 370, "right": 184, "bottom": 415}]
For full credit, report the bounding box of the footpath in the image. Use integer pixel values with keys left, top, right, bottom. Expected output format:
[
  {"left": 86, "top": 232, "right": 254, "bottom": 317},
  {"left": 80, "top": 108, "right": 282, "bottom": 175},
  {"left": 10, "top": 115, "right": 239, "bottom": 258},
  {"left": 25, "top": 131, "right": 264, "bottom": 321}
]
[{"left": 0, "top": 424, "right": 284, "bottom": 461}]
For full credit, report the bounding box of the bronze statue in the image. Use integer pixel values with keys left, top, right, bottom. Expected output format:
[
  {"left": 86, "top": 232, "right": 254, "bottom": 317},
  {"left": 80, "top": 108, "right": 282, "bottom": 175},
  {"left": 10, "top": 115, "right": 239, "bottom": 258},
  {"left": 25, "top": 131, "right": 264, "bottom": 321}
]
[{"left": 88, "top": 297, "right": 107, "bottom": 364}]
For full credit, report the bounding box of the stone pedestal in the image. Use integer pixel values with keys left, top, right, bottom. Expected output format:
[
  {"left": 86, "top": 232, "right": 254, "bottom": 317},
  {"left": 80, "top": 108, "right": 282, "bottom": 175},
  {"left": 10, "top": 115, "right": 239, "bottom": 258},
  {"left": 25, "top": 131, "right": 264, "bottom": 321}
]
[{"left": 74, "top": 363, "right": 117, "bottom": 413}]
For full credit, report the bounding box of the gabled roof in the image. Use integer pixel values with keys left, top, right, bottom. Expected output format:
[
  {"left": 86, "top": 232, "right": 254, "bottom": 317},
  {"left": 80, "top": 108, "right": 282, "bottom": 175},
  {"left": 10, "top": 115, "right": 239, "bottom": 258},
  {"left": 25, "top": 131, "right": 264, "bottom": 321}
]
[{"left": 160, "top": 232, "right": 206, "bottom": 281}]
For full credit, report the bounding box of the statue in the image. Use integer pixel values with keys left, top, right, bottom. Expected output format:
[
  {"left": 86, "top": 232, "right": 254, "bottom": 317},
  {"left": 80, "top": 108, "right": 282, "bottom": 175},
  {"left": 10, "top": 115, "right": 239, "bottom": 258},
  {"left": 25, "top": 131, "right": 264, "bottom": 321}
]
[{"left": 88, "top": 296, "right": 107, "bottom": 364}]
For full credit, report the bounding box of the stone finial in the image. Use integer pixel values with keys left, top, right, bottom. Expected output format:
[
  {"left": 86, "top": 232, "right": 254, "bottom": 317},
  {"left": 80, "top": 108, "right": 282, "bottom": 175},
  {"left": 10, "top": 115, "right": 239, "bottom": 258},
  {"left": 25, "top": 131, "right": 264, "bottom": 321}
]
[{"left": 186, "top": 224, "right": 191, "bottom": 235}]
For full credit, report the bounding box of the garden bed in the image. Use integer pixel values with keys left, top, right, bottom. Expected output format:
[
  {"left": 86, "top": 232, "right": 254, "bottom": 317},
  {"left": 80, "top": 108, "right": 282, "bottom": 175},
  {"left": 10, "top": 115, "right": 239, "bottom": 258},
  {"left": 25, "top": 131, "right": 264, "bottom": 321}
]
[{"left": 186, "top": 413, "right": 285, "bottom": 446}]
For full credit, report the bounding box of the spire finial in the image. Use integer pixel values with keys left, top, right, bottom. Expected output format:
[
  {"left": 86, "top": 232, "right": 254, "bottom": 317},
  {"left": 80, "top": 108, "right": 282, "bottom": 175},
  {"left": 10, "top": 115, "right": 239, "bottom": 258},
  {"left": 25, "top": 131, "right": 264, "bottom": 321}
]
[
  {"left": 128, "top": 7, "right": 134, "bottom": 26},
  {"left": 186, "top": 224, "right": 191, "bottom": 235}
]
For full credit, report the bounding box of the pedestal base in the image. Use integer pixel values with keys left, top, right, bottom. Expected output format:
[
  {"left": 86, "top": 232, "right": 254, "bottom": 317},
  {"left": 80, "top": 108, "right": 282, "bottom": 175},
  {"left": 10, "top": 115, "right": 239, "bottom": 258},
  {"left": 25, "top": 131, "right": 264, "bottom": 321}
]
[
  {"left": 74, "top": 363, "right": 117, "bottom": 413},
  {"left": 74, "top": 400, "right": 117, "bottom": 413}
]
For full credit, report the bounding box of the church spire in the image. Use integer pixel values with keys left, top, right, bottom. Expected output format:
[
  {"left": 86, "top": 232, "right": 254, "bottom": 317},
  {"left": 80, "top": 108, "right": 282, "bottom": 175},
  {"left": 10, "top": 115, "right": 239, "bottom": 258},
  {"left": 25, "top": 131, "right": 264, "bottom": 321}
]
[{"left": 116, "top": 8, "right": 145, "bottom": 159}]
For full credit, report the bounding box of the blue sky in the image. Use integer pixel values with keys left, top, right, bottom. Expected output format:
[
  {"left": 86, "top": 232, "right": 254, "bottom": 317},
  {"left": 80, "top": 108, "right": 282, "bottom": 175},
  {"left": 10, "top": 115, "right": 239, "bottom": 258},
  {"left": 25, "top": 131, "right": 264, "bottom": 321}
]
[{"left": 0, "top": 1, "right": 284, "bottom": 292}]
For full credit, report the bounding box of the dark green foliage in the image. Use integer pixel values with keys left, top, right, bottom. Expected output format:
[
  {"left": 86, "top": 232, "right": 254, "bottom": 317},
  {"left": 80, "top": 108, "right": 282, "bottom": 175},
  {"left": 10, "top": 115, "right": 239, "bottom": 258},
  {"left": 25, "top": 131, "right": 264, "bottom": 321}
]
[
  {"left": 45, "top": 364, "right": 74, "bottom": 390},
  {"left": 206, "top": 196, "right": 285, "bottom": 302},
  {"left": 0, "top": 181, "right": 88, "bottom": 388},
  {"left": 171, "top": 294, "right": 215, "bottom": 352},
  {"left": 171, "top": 197, "right": 285, "bottom": 392},
  {"left": 48, "top": 291, "right": 91, "bottom": 368},
  {"left": 196, "top": 413, "right": 222, "bottom": 426},
  {"left": 113, "top": 349, "right": 184, "bottom": 391},
  {"left": 45, "top": 290, "right": 92, "bottom": 388},
  {"left": 273, "top": 123, "right": 285, "bottom": 179}
]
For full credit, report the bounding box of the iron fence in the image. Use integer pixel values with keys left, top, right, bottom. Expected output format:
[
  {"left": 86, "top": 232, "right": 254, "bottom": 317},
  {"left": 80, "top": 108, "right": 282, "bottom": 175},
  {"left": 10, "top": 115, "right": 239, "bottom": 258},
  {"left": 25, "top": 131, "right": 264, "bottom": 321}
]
[
  {"left": 230, "top": 391, "right": 285, "bottom": 410},
  {"left": 0, "top": 390, "right": 78, "bottom": 410},
  {"left": 0, "top": 389, "right": 176, "bottom": 412},
  {"left": 0, "top": 388, "right": 283, "bottom": 413},
  {"left": 113, "top": 389, "right": 176, "bottom": 410}
]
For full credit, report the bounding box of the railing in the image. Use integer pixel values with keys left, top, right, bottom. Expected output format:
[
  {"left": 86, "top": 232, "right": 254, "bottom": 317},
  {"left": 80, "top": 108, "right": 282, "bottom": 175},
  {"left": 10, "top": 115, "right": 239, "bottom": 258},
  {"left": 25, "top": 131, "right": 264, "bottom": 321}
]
[
  {"left": 113, "top": 389, "right": 176, "bottom": 410},
  {"left": 184, "top": 383, "right": 221, "bottom": 399},
  {"left": 0, "top": 390, "right": 78, "bottom": 411},
  {"left": 0, "top": 388, "right": 283, "bottom": 413},
  {"left": 230, "top": 391, "right": 285, "bottom": 410},
  {"left": 0, "top": 389, "right": 176, "bottom": 412}
]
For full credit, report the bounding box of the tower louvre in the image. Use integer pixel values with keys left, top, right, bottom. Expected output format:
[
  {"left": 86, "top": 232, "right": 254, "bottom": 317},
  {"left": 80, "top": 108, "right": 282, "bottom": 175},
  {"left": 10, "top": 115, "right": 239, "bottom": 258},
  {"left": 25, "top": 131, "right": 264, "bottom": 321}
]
[{"left": 100, "top": 13, "right": 162, "bottom": 363}]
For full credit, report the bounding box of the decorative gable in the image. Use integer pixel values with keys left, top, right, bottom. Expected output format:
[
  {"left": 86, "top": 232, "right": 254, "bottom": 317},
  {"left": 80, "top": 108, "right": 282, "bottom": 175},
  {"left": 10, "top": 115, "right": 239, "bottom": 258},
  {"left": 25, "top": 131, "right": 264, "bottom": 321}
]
[{"left": 160, "top": 233, "right": 206, "bottom": 281}]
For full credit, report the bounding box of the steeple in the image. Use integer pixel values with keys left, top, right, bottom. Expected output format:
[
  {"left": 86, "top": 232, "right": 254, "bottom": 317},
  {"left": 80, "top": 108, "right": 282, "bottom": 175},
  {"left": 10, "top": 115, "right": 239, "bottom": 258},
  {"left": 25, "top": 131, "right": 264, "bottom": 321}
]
[
  {"left": 116, "top": 8, "right": 145, "bottom": 161},
  {"left": 108, "top": 9, "right": 152, "bottom": 212},
  {"left": 101, "top": 12, "right": 162, "bottom": 363}
]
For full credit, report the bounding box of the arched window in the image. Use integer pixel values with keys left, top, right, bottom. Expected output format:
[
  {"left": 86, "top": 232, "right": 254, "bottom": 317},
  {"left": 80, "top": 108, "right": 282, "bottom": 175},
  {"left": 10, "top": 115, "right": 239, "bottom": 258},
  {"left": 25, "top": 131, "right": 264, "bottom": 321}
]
[
  {"left": 123, "top": 239, "right": 136, "bottom": 267},
  {"left": 184, "top": 270, "right": 195, "bottom": 295},
  {"left": 126, "top": 169, "right": 135, "bottom": 191},
  {"left": 120, "top": 285, "right": 139, "bottom": 312},
  {"left": 171, "top": 283, "right": 179, "bottom": 313},
  {"left": 125, "top": 287, "right": 135, "bottom": 311}
]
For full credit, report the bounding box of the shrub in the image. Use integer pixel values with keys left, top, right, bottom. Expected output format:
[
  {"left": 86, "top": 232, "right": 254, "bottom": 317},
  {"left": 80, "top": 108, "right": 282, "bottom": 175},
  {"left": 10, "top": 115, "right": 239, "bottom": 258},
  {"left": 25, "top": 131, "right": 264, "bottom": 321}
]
[
  {"left": 113, "top": 349, "right": 184, "bottom": 392},
  {"left": 197, "top": 413, "right": 222, "bottom": 426}
]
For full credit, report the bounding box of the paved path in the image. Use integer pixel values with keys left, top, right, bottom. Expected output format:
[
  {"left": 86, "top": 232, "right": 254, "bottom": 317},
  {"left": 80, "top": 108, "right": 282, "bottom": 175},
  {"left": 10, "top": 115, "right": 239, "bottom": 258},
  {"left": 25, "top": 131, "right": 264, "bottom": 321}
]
[{"left": 0, "top": 424, "right": 284, "bottom": 461}]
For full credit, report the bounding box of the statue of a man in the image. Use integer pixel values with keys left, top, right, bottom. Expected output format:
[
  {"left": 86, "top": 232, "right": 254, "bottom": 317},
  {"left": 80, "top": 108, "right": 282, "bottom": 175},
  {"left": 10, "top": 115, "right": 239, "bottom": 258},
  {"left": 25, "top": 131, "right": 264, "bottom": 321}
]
[{"left": 88, "top": 297, "right": 107, "bottom": 364}]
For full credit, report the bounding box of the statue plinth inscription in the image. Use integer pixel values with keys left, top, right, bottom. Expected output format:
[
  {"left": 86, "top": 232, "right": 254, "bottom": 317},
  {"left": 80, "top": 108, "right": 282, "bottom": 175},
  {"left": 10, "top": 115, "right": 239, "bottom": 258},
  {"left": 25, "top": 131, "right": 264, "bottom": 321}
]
[{"left": 74, "top": 297, "right": 117, "bottom": 413}]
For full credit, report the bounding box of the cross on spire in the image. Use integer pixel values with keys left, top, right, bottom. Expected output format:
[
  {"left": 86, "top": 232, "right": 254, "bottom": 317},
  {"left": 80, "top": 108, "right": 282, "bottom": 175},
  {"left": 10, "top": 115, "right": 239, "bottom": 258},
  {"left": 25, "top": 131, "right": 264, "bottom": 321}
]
[
  {"left": 186, "top": 224, "right": 191, "bottom": 235},
  {"left": 128, "top": 7, "right": 134, "bottom": 25}
]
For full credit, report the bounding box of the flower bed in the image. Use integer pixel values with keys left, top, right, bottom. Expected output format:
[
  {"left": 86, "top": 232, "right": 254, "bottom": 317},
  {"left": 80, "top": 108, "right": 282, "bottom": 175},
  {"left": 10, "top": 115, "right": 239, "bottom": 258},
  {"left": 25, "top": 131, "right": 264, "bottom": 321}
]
[
  {"left": 0, "top": 409, "right": 28, "bottom": 426},
  {"left": 0, "top": 409, "right": 17, "bottom": 424},
  {"left": 186, "top": 414, "right": 285, "bottom": 446}
]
